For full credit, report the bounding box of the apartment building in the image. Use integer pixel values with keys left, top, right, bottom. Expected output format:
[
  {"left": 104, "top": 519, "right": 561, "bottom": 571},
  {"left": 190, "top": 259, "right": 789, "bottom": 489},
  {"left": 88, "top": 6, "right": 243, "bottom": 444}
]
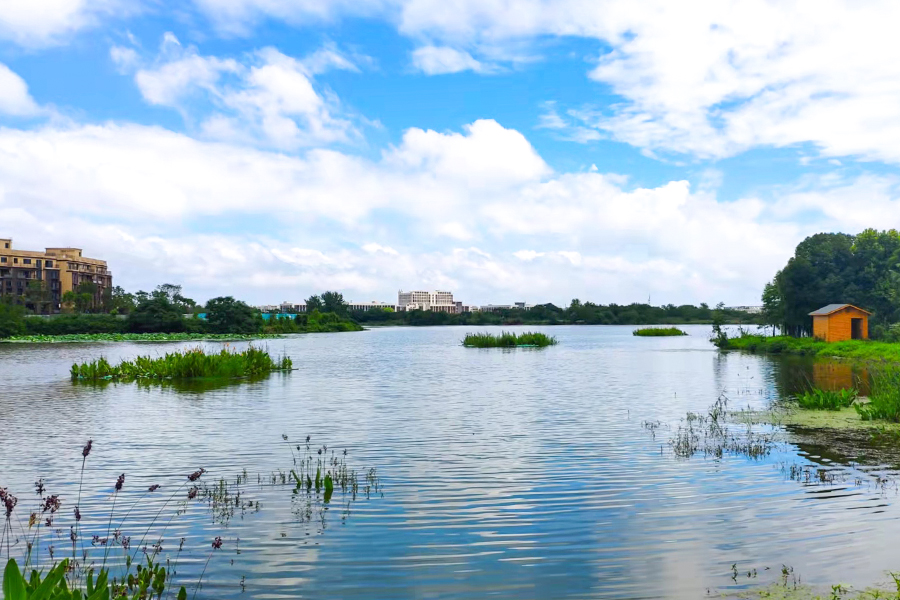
[
  {"left": 0, "top": 238, "right": 112, "bottom": 313},
  {"left": 398, "top": 290, "right": 457, "bottom": 313}
]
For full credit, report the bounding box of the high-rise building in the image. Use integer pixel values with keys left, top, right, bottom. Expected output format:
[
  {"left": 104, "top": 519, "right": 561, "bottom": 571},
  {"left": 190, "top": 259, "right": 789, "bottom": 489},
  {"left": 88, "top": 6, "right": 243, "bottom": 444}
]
[{"left": 0, "top": 238, "right": 113, "bottom": 313}]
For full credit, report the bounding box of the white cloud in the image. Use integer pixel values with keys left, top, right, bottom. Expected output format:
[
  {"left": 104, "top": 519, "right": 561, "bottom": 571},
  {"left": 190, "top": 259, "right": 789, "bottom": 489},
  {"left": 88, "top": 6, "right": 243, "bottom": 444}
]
[
  {"left": 0, "top": 63, "right": 40, "bottom": 116},
  {"left": 0, "top": 0, "right": 131, "bottom": 46},
  {"left": 3, "top": 117, "right": 897, "bottom": 305},
  {"left": 411, "top": 46, "right": 485, "bottom": 74},
  {"left": 124, "top": 35, "right": 355, "bottom": 149}
]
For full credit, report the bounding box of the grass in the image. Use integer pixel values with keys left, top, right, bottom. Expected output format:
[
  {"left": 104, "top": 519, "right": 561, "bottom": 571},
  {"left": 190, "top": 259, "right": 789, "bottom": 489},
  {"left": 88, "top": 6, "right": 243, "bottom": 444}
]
[
  {"left": 856, "top": 368, "right": 900, "bottom": 422},
  {"left": 632, "top": 327, "right": 688, "bottom": 337},
  {"left": 462, "top": 331, "right": 558, "bottom": 348},
  {"left": 4, "top": 332, "right": 281, "bottom": 343},
  {"left": 720, "top": 334, "right": 900, "bottom": 362},
  {"left": 71, "top": 346, "right": 293, "bottom": 382},
  {"left": 795, "top": 387, "right": 858, "bottom": 410}
]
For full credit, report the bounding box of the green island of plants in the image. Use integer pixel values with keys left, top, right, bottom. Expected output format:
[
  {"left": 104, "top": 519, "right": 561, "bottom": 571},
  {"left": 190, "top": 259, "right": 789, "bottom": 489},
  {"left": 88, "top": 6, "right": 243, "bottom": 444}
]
[
  {"left": 71, "top": 346, "right": 293, "bottom": 382},
  {"left": 462, "top": 331, "right": 557, "bottom": 348},
  {"left": 794, "top": 387, "right": 858, "bottom": 410},
  {"left": 632, "top": 327, "right": 688, "bottom": 337}
]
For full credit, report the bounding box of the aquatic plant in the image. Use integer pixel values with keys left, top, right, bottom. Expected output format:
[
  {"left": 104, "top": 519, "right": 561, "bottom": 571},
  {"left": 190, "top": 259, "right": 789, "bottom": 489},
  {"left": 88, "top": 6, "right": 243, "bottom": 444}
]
[
  {"left": 795, "top": 387, "right": 858, "bottom": 411},
  {"left": 5, "top": 332, "right": 281, "bottom": 344},
  {"left": 668, "top": 394, "right": 776, "bottom": 460},
  {"left": 70, "top": 346, "right": 293, "bottom": 382},
  {"left": 857, "top": 368, "right": 900, "bottom": 422},
  {"left": 719, "top": 334, "right": 900, "bottom": 363},
  {"left": 632, "top": 327, "right": 688, "bottom": 337},
  {"left": 462, "top": 331, "right": 557, "bottom": 348}
]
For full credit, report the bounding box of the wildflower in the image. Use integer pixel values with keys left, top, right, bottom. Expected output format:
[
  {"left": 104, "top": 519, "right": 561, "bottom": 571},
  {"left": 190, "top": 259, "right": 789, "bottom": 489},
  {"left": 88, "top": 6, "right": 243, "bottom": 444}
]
[
  {"left": 212, "top": 536, "right": 223, "bottom": 550},
  {"left": 306, "top": 435, "right": 310, "bottom": 443},
  {"left": 70, "top": 526, "right": 77, "bottom": 543},
  {"left": 28, "top": 513, "right": 37, "bottom": 527},
  {"left": 148, "top": 485, "right": 160, "bottom": 492},
  {"left": 48, "top": 545, "right": 55, "bottom": 559},
  {"left": 0, "top": 488, "right": 17, "bottom": 518},
  {"left": 82, "top": 439, "right": 93, "bottom": 459},
  {"left": 45, "top": 517, "right": 53, "bottom": 527},
  {"left": 74, "top": 506, "right": 81, "bottom": 522},
  {"left": 34, "top": 479, "right": 45, "bottom": 496},
  {"left": 115, "top": 473, "right": 125, "bottom": 492},
  {"left": 187, "top": 487, "right": 199, "bottom": 500},
  {"left": 121, "top": 536, "right": 131, "bottom": 550},
  {"left": 42, "top": 494, "right": 61, "bottom": 513}
]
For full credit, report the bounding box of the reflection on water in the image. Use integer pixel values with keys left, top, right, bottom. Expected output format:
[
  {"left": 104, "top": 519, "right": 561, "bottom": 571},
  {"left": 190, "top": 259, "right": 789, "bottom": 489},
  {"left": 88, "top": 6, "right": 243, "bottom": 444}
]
[
  {"left": 772, "top": 357, "right": 871, "bottom": 396},
  {"left": 2, "top": 325, "right": 900, "bottom": 599}
]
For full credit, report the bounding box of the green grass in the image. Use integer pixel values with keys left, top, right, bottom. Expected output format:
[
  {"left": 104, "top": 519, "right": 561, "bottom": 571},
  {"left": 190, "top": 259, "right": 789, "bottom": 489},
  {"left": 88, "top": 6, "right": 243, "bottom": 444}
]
[
  {"left": 71, "top": 346, "right": 293, "bottom": 382},
  {"left": 462, "top": 331, "right": 557, "bottom": 348},
  {"left": 794, "top": 387, "right": 858, "bottom": 410},
  {"left": 632, "top": 327, "right": 688, "bottom": 337},
  {"left": 721, "top": 334, "right": 900, "bottom": 362},
  {"left": 4, "top": 332, "right": 281, "bottom": 343}
]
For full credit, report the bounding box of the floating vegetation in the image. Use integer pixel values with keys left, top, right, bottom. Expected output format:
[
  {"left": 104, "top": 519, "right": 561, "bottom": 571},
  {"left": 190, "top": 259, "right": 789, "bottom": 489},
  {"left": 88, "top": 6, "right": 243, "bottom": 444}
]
[
  {"left": 71, "top": 346, "right": 293, "bottom": 382},
  {"left": 632, "top": 327, "right": 688, "bottom": 337},
  {"left": 462, "top": 331, "right": 557, "bottom": 348},
  {"left": 5, "top": 332, "right": 281, "bottom": 343},
  {"left": 794, "top": 387, "right": 858, "bottom": 411}
]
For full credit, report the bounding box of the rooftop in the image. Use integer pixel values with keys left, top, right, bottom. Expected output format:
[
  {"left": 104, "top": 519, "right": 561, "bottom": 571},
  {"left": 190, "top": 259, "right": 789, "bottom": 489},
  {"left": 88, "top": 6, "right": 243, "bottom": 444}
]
[{"left": 809, "top": 303, "right": 872, "bottom": 316}]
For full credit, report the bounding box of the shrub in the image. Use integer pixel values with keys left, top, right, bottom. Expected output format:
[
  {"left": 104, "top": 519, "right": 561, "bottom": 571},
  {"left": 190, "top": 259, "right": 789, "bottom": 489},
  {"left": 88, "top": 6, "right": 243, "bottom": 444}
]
[
  {"left": 462, "top": 331, "right": 557, "bottom": 348},
  {"left": 633, "top": 327, "right": 688, "bottom": 336}
]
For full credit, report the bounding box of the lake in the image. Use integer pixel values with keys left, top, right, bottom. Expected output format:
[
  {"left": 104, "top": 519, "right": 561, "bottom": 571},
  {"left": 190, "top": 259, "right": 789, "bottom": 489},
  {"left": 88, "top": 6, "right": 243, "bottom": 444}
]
[{"left": 1, "top": 324, "right": 897, "bottom": 599}]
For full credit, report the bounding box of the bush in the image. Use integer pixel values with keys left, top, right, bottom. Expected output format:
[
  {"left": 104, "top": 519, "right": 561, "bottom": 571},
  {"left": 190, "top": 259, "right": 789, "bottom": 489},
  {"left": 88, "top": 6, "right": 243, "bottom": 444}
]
[
  {"left": 462, "top": 331, "right": 557, "bottom": 348},
  {"left": 0, "top": 303, "right": 25, "bottom": 338},
  {"left": 633, "top": 327, "right": 688, "bottom": 336},
  {"left": 24, "top": 314, "right": 127, "bottom": 335}
]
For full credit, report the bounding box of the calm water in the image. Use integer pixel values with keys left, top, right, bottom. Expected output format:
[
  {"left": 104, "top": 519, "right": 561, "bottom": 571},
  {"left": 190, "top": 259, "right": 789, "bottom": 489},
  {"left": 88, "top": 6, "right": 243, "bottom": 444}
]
[{"left": 1, "top": 325, "right": 899, "bottom": 599}]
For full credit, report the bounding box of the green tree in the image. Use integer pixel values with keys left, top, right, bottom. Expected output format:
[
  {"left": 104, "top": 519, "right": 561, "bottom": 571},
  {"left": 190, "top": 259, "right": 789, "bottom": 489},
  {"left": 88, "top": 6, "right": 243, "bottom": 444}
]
[
  {"left": 126, "top": 292, "right": 187, "bottom": 333},
  {"left": 321, "top": 291, "right": 347, "bottom": 315},
  {"left": 24, "top": 280, "right": 51, "bottom": 314},
  {"left": 205, "top": 296, "right": 262, "bottom": 334},
  {"left": 305, "top": 294, "right": 323, "bottom": 312},
  {"left": 0, "top": 301, "right": 25, "bottom": 338}
]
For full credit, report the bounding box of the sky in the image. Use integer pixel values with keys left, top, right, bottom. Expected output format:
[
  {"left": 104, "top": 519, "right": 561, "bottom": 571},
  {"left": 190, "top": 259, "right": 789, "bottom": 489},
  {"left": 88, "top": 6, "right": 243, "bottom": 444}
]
[{"left": 1, "top": 0, "right": 898, "bottom": 307}]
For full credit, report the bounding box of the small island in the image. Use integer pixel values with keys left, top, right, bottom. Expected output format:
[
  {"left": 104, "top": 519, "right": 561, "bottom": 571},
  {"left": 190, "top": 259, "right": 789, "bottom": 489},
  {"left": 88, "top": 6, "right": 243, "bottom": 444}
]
[
  {"left": 632, "top": 327, "right": 688, "bottom": 337},
  {"left": 71, "top": 346, "right": 293, "bottom": 382},
  {"left": 462, "top": 331, "right": 557, "bottom": 348}
]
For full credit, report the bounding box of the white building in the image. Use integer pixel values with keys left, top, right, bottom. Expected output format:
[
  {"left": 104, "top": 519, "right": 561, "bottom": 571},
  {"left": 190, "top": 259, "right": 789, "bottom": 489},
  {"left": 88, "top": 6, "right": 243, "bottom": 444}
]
[
  {"left": 480, "top": 302, "right": 534, "bottom": 313},
  {"left": 398, "top": 290, "right": 457, "bottom": 313},
  {"left": 346, "top": 301, "right": 397, "bottom": 312}
]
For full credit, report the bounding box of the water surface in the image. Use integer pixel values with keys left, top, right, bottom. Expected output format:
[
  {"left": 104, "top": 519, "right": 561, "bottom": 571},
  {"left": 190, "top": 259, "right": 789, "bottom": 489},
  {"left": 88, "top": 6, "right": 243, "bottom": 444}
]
[{"left": 1, "top": 325, "right": 898, "bottom": 599}]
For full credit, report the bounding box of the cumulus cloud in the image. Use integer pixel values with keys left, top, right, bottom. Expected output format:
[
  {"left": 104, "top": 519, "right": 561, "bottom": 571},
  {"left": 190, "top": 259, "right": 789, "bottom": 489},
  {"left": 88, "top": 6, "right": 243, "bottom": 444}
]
[
  {"left": 0, "top": 0, "right": 132, "bottom": 47},
  {"left": 2, "top": 117, "right": 895, "bottom": 305},
  {"left": 0, "top": 63, "right": 40, "bottom": 116}
]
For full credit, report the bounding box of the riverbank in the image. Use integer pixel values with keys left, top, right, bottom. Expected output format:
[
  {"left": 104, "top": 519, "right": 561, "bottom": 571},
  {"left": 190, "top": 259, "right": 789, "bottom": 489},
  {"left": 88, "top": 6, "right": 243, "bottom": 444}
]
[
  {"left": 2, "top": 332, "right": 284, "bottom": 343},
  {"left": 719, "top": 335, "right": 900, "bottom": 362}
]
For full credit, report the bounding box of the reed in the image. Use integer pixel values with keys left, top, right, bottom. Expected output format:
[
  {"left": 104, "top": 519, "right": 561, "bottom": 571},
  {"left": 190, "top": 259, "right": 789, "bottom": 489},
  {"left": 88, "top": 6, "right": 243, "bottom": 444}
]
[
  {"left": 71, "top": 346, "right": 293, "bottom": 382},
  {"left": 632, "top": 327, "right": 688, "bottom": 337},
  {"left": 462, "top": 331, "right": 557, "bottom": 348},
  {"left": 856, "top": 367, "right": 900, "bottom": 422}
]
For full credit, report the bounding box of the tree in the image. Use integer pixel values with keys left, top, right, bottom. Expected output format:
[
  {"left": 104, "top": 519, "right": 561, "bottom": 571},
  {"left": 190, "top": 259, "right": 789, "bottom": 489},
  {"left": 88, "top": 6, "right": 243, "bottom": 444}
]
[
  {"left": 205, "top": 296, "right": 262, "bottom": 334},
  {"left": 103, "top": 286, "right": 136, "bottom": 315},
  {"left": 305, "top": 295, "right": 323, "bottom": 312},
  {"left": 0, "top": 301, "right": 25, "bottom": 338},
  {"left": 24, "top": 280, "right": 51, "bottom": 315},
  {"left": 321, "top": 291, "right": 347, "bottom": 315},
  {"left": 126, "top": 292, "right": 187, "bottom": 333}
]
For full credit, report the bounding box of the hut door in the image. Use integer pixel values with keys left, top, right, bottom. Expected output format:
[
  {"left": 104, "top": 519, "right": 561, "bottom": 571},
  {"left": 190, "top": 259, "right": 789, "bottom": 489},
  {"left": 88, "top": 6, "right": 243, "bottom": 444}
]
[{"left": 851, "top": 318, "right": 863, "bottom": 340}]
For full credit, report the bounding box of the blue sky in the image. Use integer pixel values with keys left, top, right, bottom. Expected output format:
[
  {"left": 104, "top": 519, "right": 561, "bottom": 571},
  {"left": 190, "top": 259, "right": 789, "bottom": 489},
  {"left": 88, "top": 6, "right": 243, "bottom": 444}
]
[{"left": 1, "top": 1, "right": 899, "bottom": 306}]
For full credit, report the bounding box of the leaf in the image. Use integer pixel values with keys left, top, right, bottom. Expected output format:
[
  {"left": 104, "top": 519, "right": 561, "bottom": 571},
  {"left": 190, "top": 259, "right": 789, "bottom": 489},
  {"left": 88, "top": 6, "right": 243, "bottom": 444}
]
[
  {"left": 3, "top": 559, "right": 27, "bottom": 600},
  {"left": 28, "top": 560, "right": 67, "bottom": 600},
  {"left": 177, "top": 586, "right": 187, "bottom": 600}
]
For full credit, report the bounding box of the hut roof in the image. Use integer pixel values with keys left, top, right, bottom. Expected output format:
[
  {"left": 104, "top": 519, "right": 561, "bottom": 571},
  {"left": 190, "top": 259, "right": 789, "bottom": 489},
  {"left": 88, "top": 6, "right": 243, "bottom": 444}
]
[{"left": 808, "top": 303, "right": 872, "bottom": 316}]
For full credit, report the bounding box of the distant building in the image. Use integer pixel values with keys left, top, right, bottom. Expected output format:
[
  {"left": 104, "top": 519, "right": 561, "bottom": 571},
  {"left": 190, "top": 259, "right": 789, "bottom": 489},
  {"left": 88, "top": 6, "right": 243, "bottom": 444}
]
[
  {"left": 728, "top": 305, "right": 763, "bottom": 314},
  {"left": 398, "top": 290, "right": 457, "bottom": 313},
  {"left": 346, "top": 301, "right": 397, "bottom": 312},
  {"left": 480, "top": 302, "right": 533, "bottom": 313},
  {"left": 0, "top": 238, "right": 112, "bottom": 313}
]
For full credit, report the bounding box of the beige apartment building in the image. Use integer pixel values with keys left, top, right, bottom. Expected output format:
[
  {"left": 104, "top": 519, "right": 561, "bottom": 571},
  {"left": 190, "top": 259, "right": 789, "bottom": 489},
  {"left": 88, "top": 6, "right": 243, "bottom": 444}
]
[
  {"left": 397, "top": 290, "right": 457, "bottom": 313},
  {"left": 0, "top": 238, "right": 113, "bottom": 313}
]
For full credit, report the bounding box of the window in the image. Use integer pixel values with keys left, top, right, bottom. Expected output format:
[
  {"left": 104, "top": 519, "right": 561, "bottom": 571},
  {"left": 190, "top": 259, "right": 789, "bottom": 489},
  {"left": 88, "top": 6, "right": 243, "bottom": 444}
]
[
  {"left": 23, "top": 258, "right": 31, "bottom": 264},
  {"left": 13, "top": 258, "right": 17, "bottom": 264},
  {"left": 3, "top": 243, "right": 7, "bottom": 249},
  {"left": 45, "top": 260, "right": 52, "bottom": 267},
  {"left": 0, "top": 257, "right": 5, "bottom": 263}
]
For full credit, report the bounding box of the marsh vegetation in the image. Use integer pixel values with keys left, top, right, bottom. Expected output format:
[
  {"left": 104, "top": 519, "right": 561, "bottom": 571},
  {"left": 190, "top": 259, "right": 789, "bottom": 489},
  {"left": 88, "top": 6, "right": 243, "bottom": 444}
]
[
  {"left": 462, "top": 331, "right": 557, "bottom": 348},
  {"left": 70, "top": 346, "right": 293, "bottom": 382},
  {"left": 632, "top": 327, "right": 688, "bottom": 337}
]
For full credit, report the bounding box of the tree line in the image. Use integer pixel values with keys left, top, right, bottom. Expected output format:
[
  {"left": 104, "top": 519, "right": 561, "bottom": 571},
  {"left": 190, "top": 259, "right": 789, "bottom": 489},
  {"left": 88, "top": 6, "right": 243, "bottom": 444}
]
[{"left": 761, "top": 229, "right": 900, "bottom": 338}]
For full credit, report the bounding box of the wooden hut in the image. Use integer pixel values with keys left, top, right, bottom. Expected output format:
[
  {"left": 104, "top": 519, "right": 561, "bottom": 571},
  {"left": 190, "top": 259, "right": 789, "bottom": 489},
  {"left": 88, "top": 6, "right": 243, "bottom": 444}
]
[{"left": 809, "top": 304, "right": 871, "bottom": 342}]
